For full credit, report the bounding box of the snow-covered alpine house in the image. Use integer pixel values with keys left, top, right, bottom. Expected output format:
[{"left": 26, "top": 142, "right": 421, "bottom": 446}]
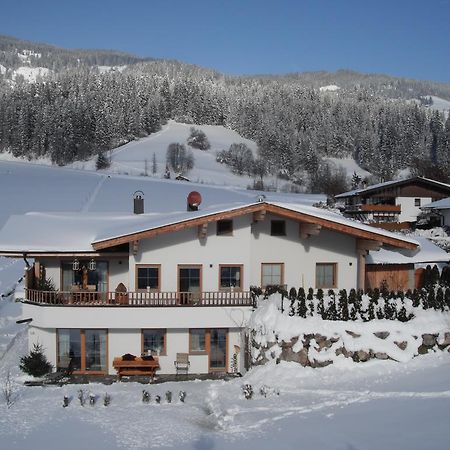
[
  {"left": 0, "top": 192, "right": 421, "bottom": 377},
  {"left": 336, "top": 177, "right": 450, "bottom": 229}
]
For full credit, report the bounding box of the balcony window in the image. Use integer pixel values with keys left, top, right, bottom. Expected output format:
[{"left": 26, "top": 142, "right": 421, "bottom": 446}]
[
  {"left": 136, "top": 265, "right": 160, "bottom": 291},
  {"left": 415, "top": 198, "right": 421, "bottom": 207},
  {"left": 261, "top": 263, "right": 284, "bottom": 288},
  {"left": 316, "top": 263, "right": 337, "bottom": 289},
  {"left": 142, "top": 329, "right": 166, "bottom": 355},
  {"left": 219, "top": 265, "right": 242, "bottom": 290},
  {"left": 62, "top": 261, "right": 108, "bottom": 292}
]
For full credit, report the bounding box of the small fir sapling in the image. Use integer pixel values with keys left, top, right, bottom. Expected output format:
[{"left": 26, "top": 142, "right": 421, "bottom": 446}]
[
  {"left": 411, "top": 289, "right": 420, "bottom": 308},
  {"left": 297, "top": 288, "right": 307, "bottom": 318},
  {"left": 307, "top": 288, "right": 315, "bottom": 316},
  {"left": 326, "top": 297, "right": 338, "bottom": 321},
  {"left": 348, "top": 288, "right": 356, "bottom": 304},
  {"left": 316, "top": 289, "right": 325, "bottom": 318},
  {"left": 397, "top": 301, "right": 409, "bottom": 322},
  {"left": 427, "top": 289, "right": 436, "bottom": 310},
  {"left": 444, "top": 288, "right": 450, "bottom": 310},
  {"left": 89, "top": 393, "right": 96, "bottom": 406},
  {"left": 367, "top": 297, "right": 376, "bottom": 321},
  {"left": 103, "top": 393, "right": 111, "bottom": 407},
  {"left": 420, "top": 288, "right": 429, "bottom": 309},
  {"left": 155, "top": 395, "right": 161, "bottom": 404},
  {"left": 19, "top": 343, "right": 52, "bottom": 377},
  {"left": 288, "top": 287, "right": 297, "bottom": 316},
  {"left": 165, "top": 391, "right": 172, "bottom": 403},
  {"left": 372, "top": 288, "right": 380, "bottom": 304},
  {"left": 423, "top": 265, "right": 432, "bottom": 290},
  {"left": 63, "top": 395, "right": 69, "bottom": 408},
  {"left": 440, "top": 266, "right": 450, "bottom": 287},
  {"left": 338, "top": 289, "right": 349, "bottom": 321},
  {"left": 436, "top": 287, "right": 445, "bottom": 311},
  {"left": 96, "top": 151, "right": 110, "bottom": 170},
  {"left": 357, "top": 290, "right": 365, "bottom": 321},
  {"left": 376, "top": 305, "right": 385, "bottom": 320},
  {"left": 179, "top": 391, "right": 186, "bottom": 403},
  {"left": 431, "top": 265, "right": 440, "bottom": 287}
]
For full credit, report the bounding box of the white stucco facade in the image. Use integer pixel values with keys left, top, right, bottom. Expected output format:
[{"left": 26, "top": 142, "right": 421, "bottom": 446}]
[
  {"left": 21, "top": 207, "right": 399, "bottom": 376},
  {"left": 396, "top": 196, "right": 432, "bottom": 223}
]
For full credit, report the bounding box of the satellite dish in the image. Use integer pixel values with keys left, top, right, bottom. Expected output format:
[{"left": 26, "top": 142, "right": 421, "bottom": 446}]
[{"left": 187, "top": 191, "right": 202, "bottom": 211}]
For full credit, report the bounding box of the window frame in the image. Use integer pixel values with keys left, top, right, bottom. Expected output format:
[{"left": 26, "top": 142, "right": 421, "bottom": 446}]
[
  {"left": 56, "top": 328, "right": 108, "bottom": 375},
  {"left": 315, "top": 263, "right": 337, "bottom": 289},
  {"left": 414, "top": 198, "right": 421, "bottom": 207},
  {"left": 218, "top": 264, "right": 243, "bottom": 291},
  {"left": 135, "top": 264, "right": 161, "bottom": 292},
  {"left": 216, "top": 219, "right": 233, "bottom": 236},
  {"left": 141, "top": 329, "right": 167, "bottom": 356},
  {"left": 189, "top": 328, "right": 207, "bottom": 354},
  {"left": 270, "top": 220, "right": 286, "bottom": 236},
  {"left": 261, "top": 263, "right": 284, "bottom": 288}
]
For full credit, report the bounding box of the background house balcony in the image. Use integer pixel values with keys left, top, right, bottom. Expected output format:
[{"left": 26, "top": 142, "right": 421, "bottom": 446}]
[
  {"left": 24, "top": 288, "right": 254, "bottom": 307},
  {"left": 345, "top": 204, "right": 401, "bottom": 213}
]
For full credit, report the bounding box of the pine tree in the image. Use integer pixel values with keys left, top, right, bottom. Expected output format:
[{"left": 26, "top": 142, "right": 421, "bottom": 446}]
[
  {"left": 20, "top": 343, "right": 52, "bottom": 377},
  {"left": 436, "top": 287, "right": 444, "bottom": 311},
  {"left": 338, "top": 289, "right": 349, "bottom": 321},
  {"left": 316, "top": 288, "right": 325, "bottom": 318},
  {"left": 307, "top": 288, "right": 314, "bottom": 317},
  {"left": 288, "top": 287, "right": 297, "bottom": 316},
  {"left": 96, "top": 151, "right": 110, "bottom": 170},
  {"left": 412, "top": 289, "right": 420, "bottom": 308},
  {"left": 297, "top": 288, "right": 307, "bottom": 318}
]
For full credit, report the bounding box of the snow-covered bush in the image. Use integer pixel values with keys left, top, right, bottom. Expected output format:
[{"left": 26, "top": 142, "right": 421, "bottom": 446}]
[{"left": 187, "top": 127, "right": 210, "bottom": 150}]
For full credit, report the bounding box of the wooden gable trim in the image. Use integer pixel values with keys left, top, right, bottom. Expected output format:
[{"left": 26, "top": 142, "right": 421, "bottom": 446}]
[
  {"left": 92, "top": 204, "right": 265, "bottom": 250},
  {"left": 92, "top": 202, "right": 417, "bottom": 251},
  {"left": 264, "top": 204, "right": 417, "bottom": 250}
]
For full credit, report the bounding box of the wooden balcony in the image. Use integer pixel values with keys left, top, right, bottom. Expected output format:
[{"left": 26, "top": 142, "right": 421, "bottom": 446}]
[
  {"left": 24, "top": 289, "right": 254, "bottom": 307},
  {"left": 346, "top": 204, "right": 401, "bottom": 213}
]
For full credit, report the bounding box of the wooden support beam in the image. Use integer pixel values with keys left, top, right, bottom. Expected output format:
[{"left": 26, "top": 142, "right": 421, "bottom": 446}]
[
  {"left": 132, "top": 240, "right": 139, "bottom": 256},
  {"left": 198, "top": 223, "right": 208, "bottom": 239},
  {"left": 357, "top": 239, "right": 382, "bottom": 252},
  {"left": 253, "top": 210, "right": 266, "bottom": 222},
  {"left": 299, "top": 223, "right": 322, "bottom": 239}
]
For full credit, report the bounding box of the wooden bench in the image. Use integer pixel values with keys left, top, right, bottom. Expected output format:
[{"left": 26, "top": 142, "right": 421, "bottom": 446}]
[{"left": 113, "top": 356, "right": 159, "bottom": 380}]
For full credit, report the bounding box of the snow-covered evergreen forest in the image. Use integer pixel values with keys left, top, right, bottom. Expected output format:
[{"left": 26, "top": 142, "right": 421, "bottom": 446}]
[{"left": 1, "top": 34, "right": 450, "bottom": 189}]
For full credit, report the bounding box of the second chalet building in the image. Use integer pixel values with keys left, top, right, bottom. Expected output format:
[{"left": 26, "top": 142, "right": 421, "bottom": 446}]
[
  {"left": 0, "top": 192, "right": 424, "bottom": 377},
  {"left": 336, "top": 177, "right": 450, "bottom": 229}
]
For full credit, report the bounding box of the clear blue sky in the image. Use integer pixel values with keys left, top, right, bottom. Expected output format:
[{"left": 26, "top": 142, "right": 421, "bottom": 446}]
[{"left": 1, "top": 0, "right": 449, "bottom": 82}]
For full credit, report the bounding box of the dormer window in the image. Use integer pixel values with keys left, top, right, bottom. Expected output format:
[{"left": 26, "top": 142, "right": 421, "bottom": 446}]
[
  {"left": 217, "top": 219, "right": 233, "bottom": 236},
  {"left": 271, "top": 220, "right": 286, "bottom": 236}
]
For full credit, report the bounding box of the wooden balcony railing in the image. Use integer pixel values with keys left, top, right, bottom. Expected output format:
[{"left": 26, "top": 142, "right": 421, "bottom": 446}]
[
  {"left": 346, "top": 204, "right": 401, "bottom": 213},
  {"left": 24, "top": 289, "right": 254, "bottom": 307}
]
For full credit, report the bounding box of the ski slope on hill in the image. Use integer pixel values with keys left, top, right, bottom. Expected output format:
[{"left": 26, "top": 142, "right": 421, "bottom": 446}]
[{"left": 70, "top": 120, "right": 260, "bottom": 188}]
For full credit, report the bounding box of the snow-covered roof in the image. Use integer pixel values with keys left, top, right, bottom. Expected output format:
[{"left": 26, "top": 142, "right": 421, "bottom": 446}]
[
  {"left": 422, "top": 197, "right": 450, "bottom": 210},
  {"left": 335, "top": 177, "right": 450, "bottom": 199},
  {"left": 366, "top": 237, "right": 449, "bottom": 265},
  {"left": 0, "top": 199, "right": 419, "bottom": 254}
]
